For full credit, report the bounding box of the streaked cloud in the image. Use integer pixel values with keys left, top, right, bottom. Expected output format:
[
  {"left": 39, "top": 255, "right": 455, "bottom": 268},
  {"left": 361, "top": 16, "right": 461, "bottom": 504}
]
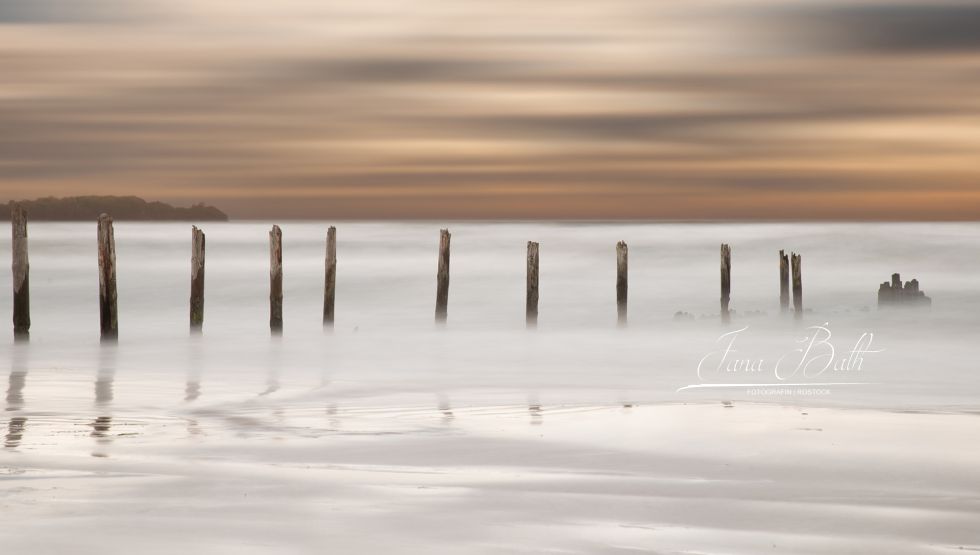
[
  {"left": 0, "top": 0, "right": 978, "bottom": 219},
  {"left": 0, "top": 0, "right": 167, "bottom": 24},
  {"left": 754, "top": 3, "right": 980, "bottom": 54}
]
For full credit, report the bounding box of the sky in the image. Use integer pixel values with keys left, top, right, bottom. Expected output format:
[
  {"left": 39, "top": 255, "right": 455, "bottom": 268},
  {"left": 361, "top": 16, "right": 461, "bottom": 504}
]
[{"left": 1, "top": 0, "right": 978, "bottom": 220}]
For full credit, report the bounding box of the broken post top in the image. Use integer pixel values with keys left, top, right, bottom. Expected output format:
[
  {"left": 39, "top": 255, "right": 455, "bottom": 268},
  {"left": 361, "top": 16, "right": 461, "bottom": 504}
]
[
  {"left": 11, "top": 204, "right": 27, "bottom": 238},
  {"left": 615, "top": 241, "right": 627, "bottom": 324},
  {"left": 616, "top": 241, "right": 628, "bottom": 267},
  {"left": 269, "top": 225, "right": 284, "bottom": 332},
  {"left": 11, "top": 203, "right": 30, "bottom": 338},
  {"left": 189, "top": 226, "right": 206, "bottom": 331},
  {"left": 435, "top": 228, "right": 451, "bottom": 323},
  {"left": 720, "top": 244, "right": 731, "bottom": 283},
  {"left": 11, "top": 206, "right": 28, "bottom": 278},
  {"left": 526, "top": 241, "right": 539, "bottom": 326},
  {"left": 879, "top": 273, "right": 931, "bottom": 307},
  {"left": 437, "top": 228, "right": 451, "bottom": 260},
  {"left": 323, "top": 225, "right": 338, "bottom": 326},
  {"left": 190, "top": 225, "right": 205, "bottom": 255},
  {"left": 790, "top": 252, "right": 802, "bottom": 278},
  {"left": 437, "top": 229, "right": 451, "bottom": 259},
  {"left": 97, "top": 213, "right": 118, "bottom": 340},
  {"left": 616, "top": 241, "right": 628, "bottom": 265},
  {"left": 720, "top": 244, "right": 732, "bottom": 322},
  {"left": 191, "top": 226, "right": 205, "bottom": 279},
  {"left": 779, "top": 249, "right": 790, "bottom": 311},
  {"left": 97, "top": 213, "right": 116, "bottom": 258},
  {"left": 269, "top": 225, "right": 283, "bottom": 269},
  {"left": 97, "top": 214, "right": 115, "bottom": 247}
]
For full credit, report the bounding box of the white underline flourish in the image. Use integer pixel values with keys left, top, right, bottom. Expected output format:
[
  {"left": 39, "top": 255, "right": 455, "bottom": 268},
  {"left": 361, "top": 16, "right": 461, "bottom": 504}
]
[{"left": 676, "top": 382, "right": 878, "bottom": 392}]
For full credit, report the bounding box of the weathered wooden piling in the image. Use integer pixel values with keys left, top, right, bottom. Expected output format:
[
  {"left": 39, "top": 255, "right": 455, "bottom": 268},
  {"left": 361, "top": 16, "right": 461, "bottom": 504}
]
[
  {"left": 720, "top": 243, "right": 731, "bottom": 323},
  {"left": 526, "top": 241, "right": 539, "bottom": 327},
  {"left": 97, "top": 214, "right": 118, "bottom": 341},
  {"left": 323, "top": 226, "right": 337, "bottom": 327},
  {"left": 878, "top": 273, "right": 931, "bottom": 307},
  {"left": 189, "top": 226, "right": 205, "bottom": 332},
  {"left": 779, "top": 249, "right": 790, "bottom": 313},
  {"left": 616, "top": 241, "right": 628, "bottom": 325},
  {"left": 269, "top": 225, "right": 283, "bottom": 333},
  {"left": 11, "top": 205, "right": 29, "bottom": 340},
  {"left": 435, "top": 229, "right": 450, "bottom": 323},
  {"left": 791, "top": 252, "right": 803, "bottom": 319}
]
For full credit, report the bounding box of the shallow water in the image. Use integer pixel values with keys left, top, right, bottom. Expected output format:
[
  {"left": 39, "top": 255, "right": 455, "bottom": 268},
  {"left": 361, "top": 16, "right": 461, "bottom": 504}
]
[
  {"left": 2, "top": 221, "right": 978, "bottom": 409},
  {"left": 2, "top": 222, "right": 979, "bottom": 553}
]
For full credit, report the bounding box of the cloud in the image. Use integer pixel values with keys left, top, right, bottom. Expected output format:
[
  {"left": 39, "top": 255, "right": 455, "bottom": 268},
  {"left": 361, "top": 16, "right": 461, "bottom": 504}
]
[
  {"left": 0, "top": 0, "right": 165, "bottom": 24},
  {"left": 0, "top": 0, "right": 978, "bottom": 219},
  {"left": 757, "top": 2, "right": 980, "bottom": 54}
]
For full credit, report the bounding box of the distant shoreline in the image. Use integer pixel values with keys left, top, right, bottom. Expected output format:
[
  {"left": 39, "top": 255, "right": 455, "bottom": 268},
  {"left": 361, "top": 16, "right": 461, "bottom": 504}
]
[{"left": 1, "top": 196, "right": 228, "bottom": 222}]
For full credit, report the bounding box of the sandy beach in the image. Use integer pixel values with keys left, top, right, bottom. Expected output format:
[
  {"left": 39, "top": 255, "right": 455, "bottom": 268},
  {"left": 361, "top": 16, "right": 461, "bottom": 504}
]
[
  {"left": 3, "top": 222, "right": 980, "bottom": 553},
  {"left": 3, "top": 393, "right": 979, "bottom": 554}
]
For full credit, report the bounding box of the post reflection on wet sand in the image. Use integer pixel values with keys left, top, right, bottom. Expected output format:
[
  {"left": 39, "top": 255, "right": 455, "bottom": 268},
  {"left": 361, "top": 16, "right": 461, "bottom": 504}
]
[
  {"left": 185, "top": 380, "right": 201, "bottom": 402},
  {"left": 89, "top": 416, "right": 113, "bottom": 457},
  {"left": 326, "top": 404, "right": 340, "bottom": 430},
  {"left": 7, "top": 343, "right": 29, "bottom": 410},
  {"left": 527, "top": 392, "right": 543, "bottom": 426},
  {"left": 94, "top": 374, "right": 114, "bottom": 406},
  {"left": 260, "top": 337, "right": 282, "bottom": 396},
  {"left": 183, "top": 338, "right": 204, "bottom": 434},
  {"left": 185, "top": 418, "right": 202, "bottom": 437},
  {"left": 5, "top": 344, "right": 29, "bottom": 449},
  {"left": 91, "top": 346, "right": 117, "bottom": 457},
  {"left": 185, "top": 333, "right": 203, "bottom": 402},
  {"left": 5, "top": 417, "right": 26, "bottom": 449},
  {"left": 529, "top": 404, "right": 543, "bottom": 426},
  {"left": 437, "top": 393, "right": 455, "bottom": 425},
  {"left": 6, "top": 371, "right": 27, "bottom": 411}
]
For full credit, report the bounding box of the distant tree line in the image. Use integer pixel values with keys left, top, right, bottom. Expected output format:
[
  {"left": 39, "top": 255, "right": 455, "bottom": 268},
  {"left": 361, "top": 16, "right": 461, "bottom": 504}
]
[{"left": 1, "top": 196, "right": 229, "bottom": 221}]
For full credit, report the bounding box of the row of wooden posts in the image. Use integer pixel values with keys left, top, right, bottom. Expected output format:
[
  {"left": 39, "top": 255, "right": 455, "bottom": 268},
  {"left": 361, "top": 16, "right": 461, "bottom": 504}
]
[
  {"left": 9, "top": 208, "right": 804, "bottom": 340},
  {"left": 716, "top": 244, "right": 802, "bottom": 324}
]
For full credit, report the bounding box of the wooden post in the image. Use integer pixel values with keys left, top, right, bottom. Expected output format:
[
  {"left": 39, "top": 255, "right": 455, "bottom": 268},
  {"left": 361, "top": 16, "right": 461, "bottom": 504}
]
[
  {"left": 720, "top": 243, "right": 731, "bottom": 323},
  {"left": 616, "top": 241, "right": 627, "bottom": 325},
  {"left": 526, "top": 241, "right": 539, "bottom": 327},
  {"left": 11, "top": 204, "right": 29, "bottom": 340},
  {"left": 269, "top": 225, "right": 283, "bottom": 334},
  {"left": 97, "top": 214, "right": 118, "bottom": 341},
  {"left": 435, "top": 229, "right": 450, "bottom": 324},
  {"left": 323, "top": 226, "right": 337, "bottom": 327},
  {"left": 791, "top": 252, "right": 803, "bottom": 319},
  {"left": 189, "top": 226, "right": 205, "bottom": 332},
  {"left": 779, "top": 249, "right": 790, "bottom": 313}
]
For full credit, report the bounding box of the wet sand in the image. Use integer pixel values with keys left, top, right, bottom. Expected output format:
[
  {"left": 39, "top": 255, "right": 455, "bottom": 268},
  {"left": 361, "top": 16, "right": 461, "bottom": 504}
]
[
  {"left": 3, "top": 222, "right": 980, "bottom": 552},
  {"left": 3, "top": 395, "right": 979, "bottom": 554}
]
